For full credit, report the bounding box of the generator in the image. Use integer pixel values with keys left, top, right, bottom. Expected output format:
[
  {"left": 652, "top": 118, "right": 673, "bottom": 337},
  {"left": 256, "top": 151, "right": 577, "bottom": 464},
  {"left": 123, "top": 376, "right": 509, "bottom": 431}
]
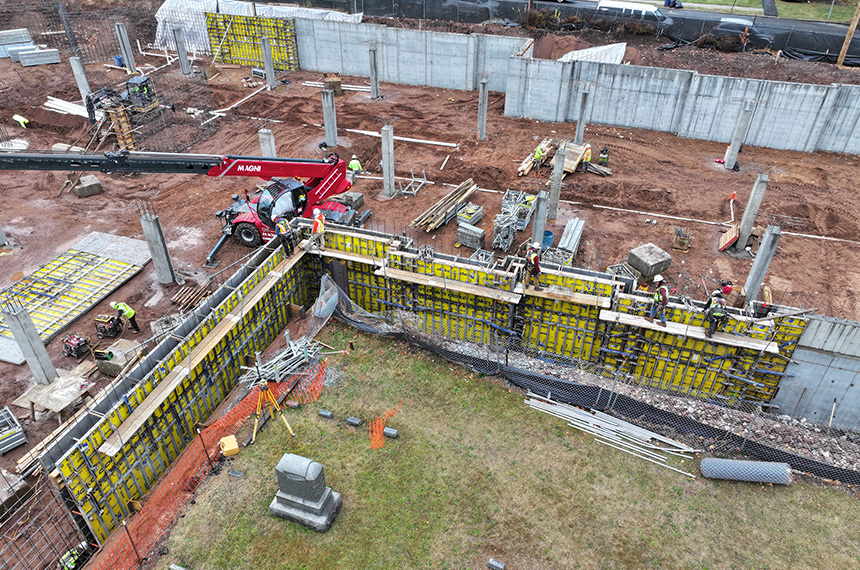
[
  {"left": 94, "top": 314, "right": 123, "bottom": 339},
  {"left": 62, "top": 333, "right": 90, "bottom": 358}
]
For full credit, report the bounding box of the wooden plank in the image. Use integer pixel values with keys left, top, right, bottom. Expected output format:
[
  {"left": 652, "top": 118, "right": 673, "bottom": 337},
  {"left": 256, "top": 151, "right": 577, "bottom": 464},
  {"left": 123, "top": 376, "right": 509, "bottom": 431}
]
[
  {"left": 518, "top": 138, "right": 553, "bottom": 176},
  {"left": 719, "top": 225, "right": 739, "bottom": 251},
  {"left": 516, "top": 284, "right": 611, "bottom": 308},
  {"left": 375, "top": 266, "right": 521, "bottom": 304},
  {"left": 549, "top": 142, "right": 587, "bottom": 173},
  {"left": 599, "top": 310, "right": 779, "bottom": 354},
  {"left": 98, "top": 250, "right": 306, "bottom": 457}
]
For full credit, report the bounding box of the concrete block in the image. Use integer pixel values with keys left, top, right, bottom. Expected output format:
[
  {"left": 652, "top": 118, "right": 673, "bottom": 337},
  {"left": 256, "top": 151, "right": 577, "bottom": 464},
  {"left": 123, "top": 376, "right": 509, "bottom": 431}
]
[
  {"left": 269, "top": 454, "right": 342, "bottom": 532},
  {"left": 319, "top": 409, "right": 333, "bottom": 419},
  {"left": 73, "top": 174, "right": 103, "bottom": 198},
  {"left": 96, "top": 339, "right": 148, "bottom": 377},
  {"left": 383, "top": 426, "right": 398, "bottom": 439},
  {"left": 0, "top": 469, "right": 32, "bottom": 518},
  {"left": 346, "top": 416, "right": 362, "bottom": 427},
  {"left": 344, "top": 192, "right": 364, "bottom": 209},
  {"left": 626, "top": 243, "right": 671, "bottom": 280},
  {"left": 488, "top": 559, "right": 506, "bottom": 570}
]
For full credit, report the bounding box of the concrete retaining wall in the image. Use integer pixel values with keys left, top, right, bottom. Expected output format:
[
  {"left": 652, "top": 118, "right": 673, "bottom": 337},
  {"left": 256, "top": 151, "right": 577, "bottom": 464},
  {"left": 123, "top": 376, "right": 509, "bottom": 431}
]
[
  {"left": 504, "top": 58, "right": 860, "bottom": 154},
  {"left": 294, "top": 19, "right": 530, "bottom": 92}
]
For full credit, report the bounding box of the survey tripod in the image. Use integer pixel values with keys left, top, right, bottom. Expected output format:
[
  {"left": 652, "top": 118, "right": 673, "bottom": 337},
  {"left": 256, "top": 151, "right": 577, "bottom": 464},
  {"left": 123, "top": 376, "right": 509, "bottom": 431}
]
[{"left": 247, "top": 352, "right": 296, "bottom": 444}]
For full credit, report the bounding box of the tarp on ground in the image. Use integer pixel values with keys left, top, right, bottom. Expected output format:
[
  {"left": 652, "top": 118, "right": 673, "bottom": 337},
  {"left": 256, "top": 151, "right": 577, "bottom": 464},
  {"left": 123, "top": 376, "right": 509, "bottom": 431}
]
[
  {"left": 558, "top": 42, "right": 626, "bottom": 64},
  {"left": 154, "top": 0, "right": 363, "bottom": 53}
]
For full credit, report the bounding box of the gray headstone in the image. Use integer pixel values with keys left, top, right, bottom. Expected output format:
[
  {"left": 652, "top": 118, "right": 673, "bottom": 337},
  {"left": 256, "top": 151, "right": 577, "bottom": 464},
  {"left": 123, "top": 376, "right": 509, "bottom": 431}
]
[{"left": 269, "top": 454, "right": 342, "bottom": 532}]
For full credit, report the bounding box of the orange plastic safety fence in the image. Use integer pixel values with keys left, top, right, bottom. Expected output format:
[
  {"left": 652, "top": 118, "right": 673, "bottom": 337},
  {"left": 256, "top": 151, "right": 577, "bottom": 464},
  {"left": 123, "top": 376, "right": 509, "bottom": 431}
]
[
  {"left": 86, "top": 361, "right": 327, "bottom": 570},
  {"left": 368, "top": 403, "right": 400, "bottom": 450}
]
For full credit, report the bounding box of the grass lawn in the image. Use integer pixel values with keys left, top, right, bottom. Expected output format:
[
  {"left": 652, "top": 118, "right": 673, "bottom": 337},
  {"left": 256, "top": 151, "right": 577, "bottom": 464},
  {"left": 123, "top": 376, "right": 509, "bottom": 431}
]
[
  {"left": 157, "top": 323, "right": 860, "bottom": 570},
  {"left": 684, "top": 0, "right": 856, "bottom": 22}
]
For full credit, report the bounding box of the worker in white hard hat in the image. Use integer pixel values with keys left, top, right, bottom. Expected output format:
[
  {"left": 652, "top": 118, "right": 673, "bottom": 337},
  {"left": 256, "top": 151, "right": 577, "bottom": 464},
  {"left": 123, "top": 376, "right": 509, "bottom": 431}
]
[
  {"left": 581, "top": 143, "right": 592, "bottom": 173},
  {"left": 306, "top": 208, "right": 326, "bottom": 252},
  {"left": 524, "top": 241, "right": 543, "bottom": 291},
  {"left": 645, "top": 274, "right": 668, "bottom": 326},
  {"left": 348, "top": 154, "right": 363, "bottom": 174}
]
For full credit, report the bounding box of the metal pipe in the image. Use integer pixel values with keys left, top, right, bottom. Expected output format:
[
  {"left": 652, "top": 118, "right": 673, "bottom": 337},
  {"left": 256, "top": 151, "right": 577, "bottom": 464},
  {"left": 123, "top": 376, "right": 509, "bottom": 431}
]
[{"left": 595, "top": 439, "right": 696, "bottom": 478}]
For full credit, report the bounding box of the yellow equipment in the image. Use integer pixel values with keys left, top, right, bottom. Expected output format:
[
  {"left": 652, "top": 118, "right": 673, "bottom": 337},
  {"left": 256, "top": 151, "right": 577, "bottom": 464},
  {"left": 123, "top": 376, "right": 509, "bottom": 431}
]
[{"left": 249, "top": 353, "right": 296, "bottom": 444}]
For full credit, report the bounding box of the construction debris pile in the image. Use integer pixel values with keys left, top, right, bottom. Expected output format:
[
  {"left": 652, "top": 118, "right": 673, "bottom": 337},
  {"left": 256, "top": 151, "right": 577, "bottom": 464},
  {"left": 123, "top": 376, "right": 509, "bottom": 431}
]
[
  {"left": 239, "top": 336, "right": 323, "bottom": 385},
  {"left": 525, "top": 393, "right": 699, "bottom": 478},
  {"left": 410, "top": 179, "right": 478, "bottom": 232}
]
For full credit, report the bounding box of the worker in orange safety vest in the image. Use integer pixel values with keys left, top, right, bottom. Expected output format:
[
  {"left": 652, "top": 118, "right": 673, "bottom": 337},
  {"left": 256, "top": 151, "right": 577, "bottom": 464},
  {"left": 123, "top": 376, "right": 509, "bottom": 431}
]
[
  {"left": 581, "top": 144, "right": 592, "bottom": 173},
  {"left": 306, "top": 208, "right": 326, "bottom": 252}
]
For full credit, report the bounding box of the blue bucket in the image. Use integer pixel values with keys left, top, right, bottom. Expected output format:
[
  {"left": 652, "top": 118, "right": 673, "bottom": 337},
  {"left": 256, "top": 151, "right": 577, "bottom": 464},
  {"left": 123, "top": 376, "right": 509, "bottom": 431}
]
[{"left": 542, "top": 230, "right": 554, "bottom": 251}]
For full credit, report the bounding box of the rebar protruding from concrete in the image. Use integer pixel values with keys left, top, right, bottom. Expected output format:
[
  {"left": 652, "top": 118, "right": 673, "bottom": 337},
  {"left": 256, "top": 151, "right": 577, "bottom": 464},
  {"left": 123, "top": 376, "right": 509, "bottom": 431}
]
[
  {"left": 321, "top": 89, "right": 338, "bottom": 148},
  {"left": 69, "top": 57, "right": 91, "bottom": 101},
  {"left": 259, "top": 128, "right": 277, "bottom": 157},
  {"left": 382, "top": 125, "right": 395, "bottom": 198},
  {"left": 114, "top": 22, "right": 137, "bottom": 73},
  {"left": 548, "top": 141, "right": 566, "bottom": 220},
  {"left": 369, "top": 45, "right": 380, "bottom": 100},
  {"left": 172, "top": 26, "right": 191, "bottom": 75},
  {"left": 574, "top": 89, "right": 590, "bottom": 144},
  {"left": 736, "top": 172, "right": 768, "bottom": 252},
  {"left": 260, "top": 36, "right": 276, "bottom": 90},
  {"left": 724, "top": 103, "right": 754, "bottom": 169},
  {"left": 531, "top": 190, "right": 549, "bottom": 246},
  {"left": 743, "top": 224, "right": 781, "bottom": 304},
  {"left": 139, "top": 202, "right": 176, "bottom": 284},
  {"left": 700, "top": 458, "right": 792, "bottom": 485},
  {"left": 477, "top": 77, "right": 489, "bottom": 141},
  {"left": 2, "top": 300, "right": 57, "bottom": 385}
]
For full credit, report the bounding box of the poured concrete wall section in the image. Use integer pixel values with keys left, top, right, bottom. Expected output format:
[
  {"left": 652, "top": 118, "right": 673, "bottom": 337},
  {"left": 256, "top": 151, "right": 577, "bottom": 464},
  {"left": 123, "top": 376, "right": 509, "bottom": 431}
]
[
  {"left": 293, "top": 19, "right": 529, "bottom": 92},
  {"left": 504, "top": 58, "right": 860, "bottom": 154}
]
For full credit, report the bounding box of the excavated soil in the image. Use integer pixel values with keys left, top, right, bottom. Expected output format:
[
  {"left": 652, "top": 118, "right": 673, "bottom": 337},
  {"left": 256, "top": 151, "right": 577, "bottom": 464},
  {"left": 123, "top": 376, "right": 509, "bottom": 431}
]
[{"left": 2, "top": 16, "right": 860, "bottom": 474}]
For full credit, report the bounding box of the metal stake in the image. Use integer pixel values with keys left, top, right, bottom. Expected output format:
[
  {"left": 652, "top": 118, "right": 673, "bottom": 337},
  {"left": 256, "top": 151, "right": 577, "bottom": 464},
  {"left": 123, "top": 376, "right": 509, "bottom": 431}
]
[
  {"left": 197, "top": 428, "right": 214, "bottom": 471},
  {"left": 122, "top": 519, "right": 143, "bottom": 565}
]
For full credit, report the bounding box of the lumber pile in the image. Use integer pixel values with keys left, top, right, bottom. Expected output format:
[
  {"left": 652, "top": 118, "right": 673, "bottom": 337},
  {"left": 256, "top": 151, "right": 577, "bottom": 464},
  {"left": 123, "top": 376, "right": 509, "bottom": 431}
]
[
  {"left": 517, "top": 138, "right": 553, "bottom": 176},
  {"left": 410, "top": 179, "right": 477, "bottom": 232},
  {"left": 585, "top": 162, "right": 612, "bottom": 176},
  {"left": 549, "top": 141, "right": 587, "bottom": 175},
  {"left": 170, "top": 285, "right": 211, "bottom": 313}
]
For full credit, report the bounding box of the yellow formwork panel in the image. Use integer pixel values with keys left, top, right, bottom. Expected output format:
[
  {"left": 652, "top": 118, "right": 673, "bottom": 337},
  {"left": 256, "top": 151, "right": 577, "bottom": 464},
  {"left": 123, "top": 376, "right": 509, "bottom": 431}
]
[{"left": 206, "top": 14, "right": 298, "bottom": 71}]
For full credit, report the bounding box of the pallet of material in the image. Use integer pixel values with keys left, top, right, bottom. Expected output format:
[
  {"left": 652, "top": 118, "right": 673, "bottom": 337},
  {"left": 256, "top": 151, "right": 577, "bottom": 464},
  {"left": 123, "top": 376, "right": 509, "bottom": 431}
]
[
  {"left": 457, "top": 202, "right": 483, "bottom": 226},
  {"left": 492, "top": 213, "right": 517, "bottom": 252},
  {"left": 0, "top": 42, "right": 33, "bottom": 58},
  {"left": 585, "top": 162, "right": 612, "bottom": 176},
  {"left": 0, "top": 406, "right": 26, "bottom": 455},
  {"left": 517, "top": 138, "right": 553, "bottom": 176},
  {"left": 558, "top": 217, "right": 585, "bottom": 258},
  {"left": 0, "top": 28, "right": 32, "bottom": 46},
  {"left": 410, "top": 178, "right": 478, "bottom": 232},
  {"left": 170, "top": 285, "right": 212, "bottom": 313},
  {"left": 457, "top": 223, "right": 485, "bottom": 250},
  {"left": 542, "top": 247, "right": 574, "bottom": 267},
  {"left": 19, "top": 49, "right": 61, "bottom": 67},
  {"left": 549, "top": 141, "right": 587, "bottom": 174},
  {"left": 501, "top": 190, "right": 537, "bottom": 231}
]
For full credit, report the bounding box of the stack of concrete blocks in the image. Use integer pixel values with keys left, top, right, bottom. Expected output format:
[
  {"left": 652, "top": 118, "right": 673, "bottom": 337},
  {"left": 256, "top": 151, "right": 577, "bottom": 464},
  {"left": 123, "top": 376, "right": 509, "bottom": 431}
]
[
  {"left": 96, "top": 339, "right": 148, "bottom": 377},
  {"left": 340, "top": 191, "right": 364, "bottom": 210},
  {"left": 558, "top": 217, "right": 585, "bottom": 260},
  {"left": 457, "top": 223, "right": 485, "bottom": 250},
  {"left": 626, "top": 243, "right": 672, "bottom": 283},
  {"left": 73, "top": 175, "right": 103, "bottom": 198},
  {"left": 269, "top": 454, "right": 342, "bottom": 532}
]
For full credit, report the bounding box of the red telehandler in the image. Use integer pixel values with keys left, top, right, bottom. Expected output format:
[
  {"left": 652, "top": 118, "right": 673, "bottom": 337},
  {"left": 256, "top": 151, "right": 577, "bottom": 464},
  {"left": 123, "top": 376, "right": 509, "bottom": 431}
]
[{"left": 0, "top": 149, "right": 365, "bottom": 265}]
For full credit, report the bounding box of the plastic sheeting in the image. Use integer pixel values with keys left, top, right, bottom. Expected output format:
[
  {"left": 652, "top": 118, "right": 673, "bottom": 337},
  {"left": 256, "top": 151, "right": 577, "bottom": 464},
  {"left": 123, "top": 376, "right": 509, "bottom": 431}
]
[
  {"left": 558, "top": 42, "right": 626, "bottom": 65},
  {"left": 154, "top": 0, "right": 363, "bottom": 54}
]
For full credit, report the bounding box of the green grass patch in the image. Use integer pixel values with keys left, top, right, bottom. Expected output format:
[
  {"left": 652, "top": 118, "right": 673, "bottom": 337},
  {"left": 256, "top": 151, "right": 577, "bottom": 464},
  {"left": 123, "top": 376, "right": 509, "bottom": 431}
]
[
  {"left": 159, "top": 323, "right": 860, "bottom": 569},
  {"left": 683, "top": 0, "right": 856, "bottom": 22}
]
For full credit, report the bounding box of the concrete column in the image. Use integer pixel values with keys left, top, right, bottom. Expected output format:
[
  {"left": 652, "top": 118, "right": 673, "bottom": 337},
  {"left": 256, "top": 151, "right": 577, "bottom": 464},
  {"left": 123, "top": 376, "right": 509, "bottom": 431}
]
[
  {"left": 321, "top": 89, "right": 338, "bottom": 148},
  {"left": 743, "top": 225, "right": 781, "bottom": 304},
  {"left": 172, "top": 26, "right": 191, "bottom": 75},
  {"left": 2, "top": 301, "right": 56, "bottom": 385},
  {"left": 477, "top": 78, "right": 489, "bottom": 141},
  {"left": 736, "top": 172, "right": 768, "bottom": 251},
  {"left": 114, "top": 22, "right": 137, "bottom": 73},
  {"left": 724, "top": 103, "right": 754, "bottom": 169},
  {"left": 69, "top": 57, "right": 91, "bottom": 101},
  {"left": 259, "top": 128, "right": 276, "bottom": 157},
  {"left": 381, "top": 125, "right": 395, "bottom": 198},
  {"left": 261, "top": 36, "right": 276, "bottom": 90},
  {"left": 531, "top": 190, "right": 549, "bottom": 246},
  {"left": 140, "top": 212, "right": 176, "bottom": 284},
  {"left": 0, "top": 223, "right": 7, "bottom": 246},
  {"left": 548, "top": 142, "right": 566, "bottom": 221},
  {"left": 369, "top": 46, "right": 380, "bottom": 100},
  {"left": 574, "top": 90, "right": 590, "bottom": 144}
]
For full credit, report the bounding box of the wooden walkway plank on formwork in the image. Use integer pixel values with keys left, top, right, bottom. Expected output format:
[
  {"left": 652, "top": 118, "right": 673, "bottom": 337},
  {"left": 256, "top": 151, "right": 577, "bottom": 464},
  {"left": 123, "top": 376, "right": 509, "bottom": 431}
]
[
  {"left": 98, "top": 250, "right": 306, "bottom": 457},
  {"left": 599, "top": 310, "right": 779, "bottom": 354},
  {"left": 374, "top": 266, "right": 522, "bottom": 304},
  {"left": 514, "top": 283, "right": 611, "bottom": 308}
]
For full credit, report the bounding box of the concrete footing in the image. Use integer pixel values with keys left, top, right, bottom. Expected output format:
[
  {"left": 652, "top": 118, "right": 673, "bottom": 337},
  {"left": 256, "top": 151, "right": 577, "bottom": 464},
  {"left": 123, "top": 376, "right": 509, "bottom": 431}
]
[
  {"left": 269, "top": 454, "right": 342, "bottom": 532},
  {"left": 627, "top": 243, "right": 671, "bottom": 281},
  {"left": 73, "top": 174, "right": 103, "bottom": 198}
]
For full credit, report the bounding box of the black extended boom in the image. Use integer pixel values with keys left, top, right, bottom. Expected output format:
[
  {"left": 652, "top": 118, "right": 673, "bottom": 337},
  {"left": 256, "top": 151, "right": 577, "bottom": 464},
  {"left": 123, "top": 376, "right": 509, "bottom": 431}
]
[{"left": 0, "top": 150, "right": 224, "bottom": 174}]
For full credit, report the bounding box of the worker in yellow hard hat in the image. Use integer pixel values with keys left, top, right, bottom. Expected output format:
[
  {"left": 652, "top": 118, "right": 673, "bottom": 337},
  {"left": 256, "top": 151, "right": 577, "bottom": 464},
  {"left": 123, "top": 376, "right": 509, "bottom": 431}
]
[{"left": 12, "top": 114, "right": 28, "bottom": 128}]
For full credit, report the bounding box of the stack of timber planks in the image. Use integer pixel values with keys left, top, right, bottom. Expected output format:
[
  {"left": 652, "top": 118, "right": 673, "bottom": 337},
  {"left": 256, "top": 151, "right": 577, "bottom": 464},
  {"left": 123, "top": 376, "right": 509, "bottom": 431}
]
[
  {"left": 170, "top": 285, "right": 211, "bottom": 313},
  {"left": 410, "top": 179, "right": 478, "bottom": 232},
  {"left": 517, "top": 138, "right": 554, "bottom": 176}
]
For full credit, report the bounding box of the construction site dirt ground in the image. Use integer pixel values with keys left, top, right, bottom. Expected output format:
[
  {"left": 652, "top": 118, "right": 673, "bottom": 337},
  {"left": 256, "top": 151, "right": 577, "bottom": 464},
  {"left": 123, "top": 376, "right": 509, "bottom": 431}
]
[{"left": 2, "top": 19, "right": 860, "bottom": 475}]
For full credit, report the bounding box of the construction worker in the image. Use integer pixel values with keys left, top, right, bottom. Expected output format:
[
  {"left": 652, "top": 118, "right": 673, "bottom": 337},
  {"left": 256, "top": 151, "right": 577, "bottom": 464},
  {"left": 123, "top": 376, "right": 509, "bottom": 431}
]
[
  {"left": 704, "top": 290, "right": 728, "bottom": 338},
  {"left": 275, "top": 217, "right": 295, "bottom": 256},
  {"left": 598, "top": 146, "right": 610, "bottom": 166},
  {"left": 348, "top": 154, "right": 363, "bottom": 174},
  {"left": 12, "top": 114, "right": 28, "bottom": 128},
  {"left": 645, "top": 274, "right": 668, "bottom": 326},
  {"left": 524, "top": 242, "right": 543, "bottom": 291},
  {"left": 306, "top": 208, "right": 326, "bottom": 252},
  {"left": 58, "top": 541, "right": 88, "bottom": 569},
  {"left": 581, "top": 144, "right": 592, "bottom": 173},
  {"left": 110, "top": 301, "right": 140, "bottom": 333},
  {"left": 533, "top": 146, "right": 545, "bottom": 174}
]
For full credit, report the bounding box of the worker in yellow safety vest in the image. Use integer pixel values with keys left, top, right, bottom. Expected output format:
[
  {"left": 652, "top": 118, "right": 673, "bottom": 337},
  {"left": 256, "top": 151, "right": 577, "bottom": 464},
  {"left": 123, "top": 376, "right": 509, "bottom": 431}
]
[
  {"left": 348, "top": 155, "right": 363, "bottom": 174},
  {"left": 644, "top": 274, "right": 668, "bottom": 327},
  {"left": 524, "top": 242, "right": 543, "bottom": 291},
  {"left": 533, "top": 147, "right": 545, "bottom": 175},
  {"left": 581, "top": 144, "right": 592, "bottom": 173},
  {"left": 275, "top": 217, "right": 295, "bottom": 256},
  {"left": 12, "top": 114, "right": 28, "bottom": 128},
  {"left": 704, "top": 290, "right": 728, "bottom": 338},
  {"left": 110, "top": 301, "right": 141, "bottom": 333}
]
